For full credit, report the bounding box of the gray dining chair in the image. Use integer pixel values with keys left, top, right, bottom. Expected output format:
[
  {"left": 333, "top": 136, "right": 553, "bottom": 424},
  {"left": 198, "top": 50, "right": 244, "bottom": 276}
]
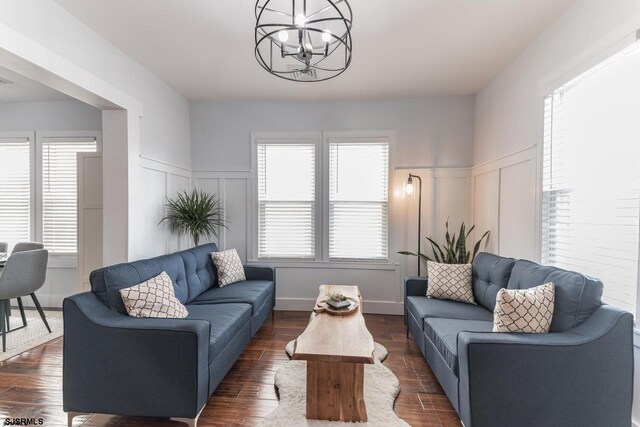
[
  {"left": 12, "top": 242, "right": 44, "bottom": 254},
  {"left": 0, "top": 249, "right": 50, "bottom": 352},
  {"left": 0, "top": 242, "right": 7, "bottom": 254},
  {"left": 6, "top": 242, "right": 45, "bottom": 327}
]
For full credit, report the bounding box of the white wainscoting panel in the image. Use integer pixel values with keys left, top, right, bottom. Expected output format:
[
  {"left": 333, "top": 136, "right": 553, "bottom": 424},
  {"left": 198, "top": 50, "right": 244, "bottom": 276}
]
[
  {"left": 471, "top": 146, "right": 538, "bottom": 260},
  {"left": 139, "top": 156, "right": 192, "bottom": 257},
  {"left": 498, "top": 159, "right": 537, "bottom": 260}
]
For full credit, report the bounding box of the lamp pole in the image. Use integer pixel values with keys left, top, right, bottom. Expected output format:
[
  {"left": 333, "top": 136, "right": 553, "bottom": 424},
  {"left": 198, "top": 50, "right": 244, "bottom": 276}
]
[{"left": 408, "top": 174, "right": 423, "bottom": 276}]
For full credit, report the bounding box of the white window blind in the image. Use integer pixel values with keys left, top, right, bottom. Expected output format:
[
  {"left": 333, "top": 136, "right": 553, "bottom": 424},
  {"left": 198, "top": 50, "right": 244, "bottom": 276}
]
[
  {"left": 42, "top": 137, "right": 97, "bottom": 253},
  {"left": 257, "top": 143, "right": 316, "bottom": 258},
  {"left": 329, "top": 141, "right": 389, "bottom": 260},
  {"left": 0, "top": 137, "right": 31, "bottom": 250},
  {"left": 542, "top": 43, "right": 640, "bottom": 314}
]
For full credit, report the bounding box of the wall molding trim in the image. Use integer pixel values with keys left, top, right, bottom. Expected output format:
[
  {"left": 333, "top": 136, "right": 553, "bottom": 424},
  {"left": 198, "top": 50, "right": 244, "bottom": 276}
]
[
  {"left": 471, "top": 145, "right": 536, "bottom": 174},
  {"left": 139, "top": 154, "right": 191, "bottom": 176}
]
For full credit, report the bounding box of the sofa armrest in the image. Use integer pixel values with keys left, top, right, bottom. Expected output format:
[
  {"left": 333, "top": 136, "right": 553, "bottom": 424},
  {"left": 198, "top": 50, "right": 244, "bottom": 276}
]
[
  {"left": 404, "top": 276, "right": 427, "bottom": 321},
  {"left": 457, "top": 305, "right": 633, "bottom": 427},
  {"left": 63, "top": 292, "right": 210, "bottom": 419},
  {"left": 243, "top": 264, "right": 275, "bottom": 282}
]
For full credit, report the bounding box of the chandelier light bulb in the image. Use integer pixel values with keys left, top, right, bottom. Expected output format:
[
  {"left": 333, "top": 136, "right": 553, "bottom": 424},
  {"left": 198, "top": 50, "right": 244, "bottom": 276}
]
[
  {"left": 295, "top": 13, "right": 307, "bottom": 27},
  {"left": 277, "top": 30, "right": 289, "bottom": 42},
  {"left": 305, "top": 42, "right": 313, "bottom": 52},
  {"left": 322, "top": 30, "right": 332, "bottom": 42}
]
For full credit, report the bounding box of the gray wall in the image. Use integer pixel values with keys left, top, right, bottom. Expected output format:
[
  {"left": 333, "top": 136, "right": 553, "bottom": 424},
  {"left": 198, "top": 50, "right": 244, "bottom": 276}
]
[
  {"left": 0, "top": 100, "right": 101, "bottom": 130},
  {"left": 189, "top": 96, "right": 475, "bottom": 314},
  {"left": 190, "top": 97, "right": 474, "bottom": 171}
]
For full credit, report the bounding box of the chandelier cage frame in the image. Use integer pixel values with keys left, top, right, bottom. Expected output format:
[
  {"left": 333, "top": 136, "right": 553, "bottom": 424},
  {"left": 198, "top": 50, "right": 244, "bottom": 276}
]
[{"left": 254, "top": 0, "right": 353, "bottom": 82}]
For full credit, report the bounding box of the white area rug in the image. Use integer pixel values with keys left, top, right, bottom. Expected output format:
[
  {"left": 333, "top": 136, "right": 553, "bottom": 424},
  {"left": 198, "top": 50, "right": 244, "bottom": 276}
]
[
  {"left": 0, "top": 310, "right": 63, "bottom": 362},
  {"left": 259, "top": 340, "right": 409, "bottom": 427}
]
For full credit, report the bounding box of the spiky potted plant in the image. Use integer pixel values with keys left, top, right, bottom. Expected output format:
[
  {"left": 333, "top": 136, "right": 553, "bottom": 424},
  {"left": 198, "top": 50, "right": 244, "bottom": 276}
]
[
  {"left": 159, "top": 189, "right": 228, "bottom": 246},
  {"left": 399, "top": 220, "right": 490, "bottom": 265}
]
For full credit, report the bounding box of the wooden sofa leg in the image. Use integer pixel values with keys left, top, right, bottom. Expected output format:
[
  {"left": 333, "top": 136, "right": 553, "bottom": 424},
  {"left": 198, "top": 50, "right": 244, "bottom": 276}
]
[{"left": 67, "top": 411, "right": 90, "bottom": 426}]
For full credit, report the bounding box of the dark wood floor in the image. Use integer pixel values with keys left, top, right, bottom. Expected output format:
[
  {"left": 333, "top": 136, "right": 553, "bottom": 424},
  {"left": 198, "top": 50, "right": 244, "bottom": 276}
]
[{"left": 0, "top": 311, "right": 459, "bottom": 426}]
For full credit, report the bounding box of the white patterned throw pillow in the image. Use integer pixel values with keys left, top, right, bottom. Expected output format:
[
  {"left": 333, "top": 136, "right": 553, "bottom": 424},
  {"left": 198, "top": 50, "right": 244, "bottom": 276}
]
[
  {"left": 119, "top": 271, "right": 188, "bottom": 318},
  {"left": 493, "top": 283, "right": 555, "bottom": 333},
  {"left": 210, "top": 249, "right": 246, "bottom": 287},
  {"left": 427, "top": 261, "right": 475, "bottom": 305}
]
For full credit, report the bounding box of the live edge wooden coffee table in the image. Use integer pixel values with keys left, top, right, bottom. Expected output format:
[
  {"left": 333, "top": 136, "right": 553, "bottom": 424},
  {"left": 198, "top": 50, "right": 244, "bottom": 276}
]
[{"left": 292, "top": 284, "right": 375, "bottom": 422}]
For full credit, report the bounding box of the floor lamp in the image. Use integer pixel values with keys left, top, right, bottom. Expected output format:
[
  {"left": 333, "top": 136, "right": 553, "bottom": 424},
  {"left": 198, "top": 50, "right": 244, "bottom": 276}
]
[{"left": 404, "top": 173, "right": 423, "bottom": 276}]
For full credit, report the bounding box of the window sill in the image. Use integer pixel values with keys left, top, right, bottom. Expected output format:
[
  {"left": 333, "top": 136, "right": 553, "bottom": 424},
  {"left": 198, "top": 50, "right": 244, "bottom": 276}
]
[
  {"left": 248, "top": 259, "right": 398, "bottom": 271},
  {"left": 48, "top": 253, "right": 77, "bottom": 269}
]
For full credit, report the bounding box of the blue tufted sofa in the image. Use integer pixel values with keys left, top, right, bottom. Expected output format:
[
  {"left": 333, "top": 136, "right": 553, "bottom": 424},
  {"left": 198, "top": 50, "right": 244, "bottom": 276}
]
[
  {"left": 405, "top": 252, "right": 633, "bottom": 427},
  {"left": 63, "top": 243, "right": 275, "bottom": 426}
]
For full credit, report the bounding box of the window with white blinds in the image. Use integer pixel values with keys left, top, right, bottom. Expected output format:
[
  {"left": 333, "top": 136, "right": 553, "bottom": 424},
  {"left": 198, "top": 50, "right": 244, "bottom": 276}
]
[
  {"left": 329, "top": 141, "right": 389, "bottom": 260},
  {"left": 542, "top": 42, "right": 640, "bottom": 314},
  {"left": 0, "top": 136, "right": 31, "bottom": 250},
  {"left": 42, "top": 138, "right": 98, "bottom": 253},
  {"left": 257, "top": 143, "right": 316, "bottom": 258}
]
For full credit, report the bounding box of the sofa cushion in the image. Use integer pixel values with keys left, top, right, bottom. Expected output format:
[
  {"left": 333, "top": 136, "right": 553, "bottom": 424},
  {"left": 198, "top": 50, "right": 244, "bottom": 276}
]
[
  {"left": 90, "top": 243, "right": 219, "bottom": 314},
  {"left": 507, "top": 260, "right": 603, "bottom": 332},
  {"left": 472, "top": 252, "right": 516, "bottom": 312},
  {"left": 91, "top": 253, "right": 190, "bottom": 315},
  {"left": 182, "top": 244, "right": 219, "bottom": 302},
  {"left": 189, "top": 280, "right": 274, "bottom": 315},
  {"left": 424, "top": 318, "right": 493, "bottom": 374},
  {"left": 407, "top": 296, "right": 493, "bottom": 331},
  {"left": 185, "top": 303, "right": 251, "bottom": 363}
]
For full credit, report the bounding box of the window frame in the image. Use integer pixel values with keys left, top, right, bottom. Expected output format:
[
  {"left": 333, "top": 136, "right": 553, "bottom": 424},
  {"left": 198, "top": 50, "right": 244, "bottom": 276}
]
[
  {"left": 250, "top": 130, "right": 394, "bottom": 264},
  {"left": 0, "top": 131, "right": 36, "bottom": 254},
  {"left": 251, "top": 132, "right": 322, "bottom": 262},
  {"left": 35, "top": 131, "right": 102, "bottom": 267},
  {"left": 322, "top": 131, "right": 392, "bottom": 262},
  {"left": 536, "top": 34, "right": 640, "bottom": 320}
]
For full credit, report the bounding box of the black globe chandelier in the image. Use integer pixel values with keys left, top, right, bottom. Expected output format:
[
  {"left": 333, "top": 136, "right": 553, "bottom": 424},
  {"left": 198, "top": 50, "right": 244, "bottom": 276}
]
[{"left": 255, "top": 0, "right": 353, "bottom": 82}]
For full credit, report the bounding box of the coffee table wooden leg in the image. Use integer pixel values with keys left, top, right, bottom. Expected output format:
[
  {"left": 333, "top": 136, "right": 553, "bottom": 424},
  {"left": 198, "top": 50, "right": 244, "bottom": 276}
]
[
  {"left": 340, "top": 362, "right": 367, "bottom": 422},
  {"left": 307, "top": 361, "right": 341, "bottom": 421}
]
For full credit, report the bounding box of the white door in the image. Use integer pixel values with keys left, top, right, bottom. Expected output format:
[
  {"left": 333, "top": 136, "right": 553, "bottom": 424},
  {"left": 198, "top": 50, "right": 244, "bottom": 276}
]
[{"left": 77, "top": 153, "right": 103, "bottom": 292}]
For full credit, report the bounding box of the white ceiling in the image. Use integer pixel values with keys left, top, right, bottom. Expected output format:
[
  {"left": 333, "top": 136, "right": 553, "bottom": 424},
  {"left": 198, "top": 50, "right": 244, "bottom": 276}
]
[
  {"left": 54, "top": 0, "right": 576, "bottom": 101},
  {"left": 0, "top": 65, "right": 73, "bottom": 102}
]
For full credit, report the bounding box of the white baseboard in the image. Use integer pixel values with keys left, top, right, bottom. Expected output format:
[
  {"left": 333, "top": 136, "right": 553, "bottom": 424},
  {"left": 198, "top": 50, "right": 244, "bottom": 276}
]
[{"left": 275, "top": 297, "right": 403, "bottom": 315}]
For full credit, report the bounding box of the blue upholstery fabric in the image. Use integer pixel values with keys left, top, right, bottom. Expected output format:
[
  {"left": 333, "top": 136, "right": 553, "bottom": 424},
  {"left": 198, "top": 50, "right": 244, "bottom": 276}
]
[
  {"left": 472, "top": 252, "right": 516, "bottom": 311},
  {"left": 90, "top": 243, "right": 219, "bottom": 314},
  {"left": 208, "top": 321, "right": 252, "bottom": 395},
  {"left": 190, "top": 280, "right": 274, "bottom": 315},
  {"left": 404, "top": 276, "right": 427, "bottom": 325},
  {"left": 185, "top": 303, "right": 251, "bottom": 362},
  {"left": 250, "top": 292, "right": 275, "bottom": 336},
  {"left": 407, "top": 296, "right": 493, "bottom": 331},
  {"left": 183, "top": 244, "right": 218, "bottom": 302},
  {"left": 405, "top": 253, "right": 633, "bottom": 426},
  {"left": 423, "top": 329, "right": 461, "bottom": 412},
  {"left": 507, "top": 260, "right": 603, "bottom": 332},
  {"left": 66, "top": 244, "right": 276, "bottom": 422},
  {"left": 457, "top": 305, "right": 633, "bottom": 427},
  {"left": 424, "top": 318, "right": 493, "bottom": 374},
  {"left": 63, "top": 293, "right": 210, "bottom": 418}
]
